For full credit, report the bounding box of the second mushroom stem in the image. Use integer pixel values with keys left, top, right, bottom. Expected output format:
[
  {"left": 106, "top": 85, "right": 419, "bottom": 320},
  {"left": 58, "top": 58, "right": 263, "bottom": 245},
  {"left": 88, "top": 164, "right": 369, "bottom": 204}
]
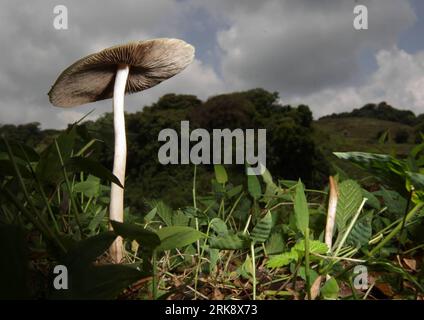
[{"left": 110, "top": 64, "right": 130, "bottom": 263}]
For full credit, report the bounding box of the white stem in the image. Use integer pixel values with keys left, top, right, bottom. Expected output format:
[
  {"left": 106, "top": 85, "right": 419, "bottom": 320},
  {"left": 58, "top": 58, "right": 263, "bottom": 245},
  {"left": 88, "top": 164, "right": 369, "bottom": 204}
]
[
  {"left": 325, "top": 176, "right": 338, "bottom": 253},
  {"left": 109, "top": 64, "right": 130, "bottom": 263}
]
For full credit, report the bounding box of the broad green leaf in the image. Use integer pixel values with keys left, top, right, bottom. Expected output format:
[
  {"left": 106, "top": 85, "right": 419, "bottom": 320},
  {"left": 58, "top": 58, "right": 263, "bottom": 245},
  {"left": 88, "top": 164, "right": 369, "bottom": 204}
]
[
  {"left": 36, "top": 126, "right": 77, "bottom": 183},
  {"left": 265, "top": 232, "right": 285, "bottom": 255},
  {"left": 248, "top": 174, "right": 261, "bottom": 200},
  {"left": 51, "top": 264, "right": 147, "bottom": 300},
  {"left": 156, "top": 226, "right": 204, "bottom": 251},
  {"left": 66, "top": 157, "right": 123, "bottom": 188},
  {"left": 209, "top": 233, "right": 251, "bottom": 250},
  {"left": 208, "top": 248, "right": 220, "bottom": 273},
  {"left": 110, "top": 221, "right": 160, "bottom": 250},
  {"left": 334, "top": 152, "right": 406, "bottom": 196},
  {"left": 240, "top": 254, "right": 254, "bottom": 279},
  {"left": 261, "top": 168, "right": 280, "bottom": 202},
  {"left": 63, "top": 231, "right": 117, "bottom": 267},
  {"left": 172, "top": 210, "right": 190, "bottom": 226},
  {"left": 293, "top": 240, "right": 328, "bottom": 255},
  {"left": 294, "top": 180, "right": 309, "bottom": 234},
  {"left": 214, "top": 164, "right": 228, "bottom": 184},
  {"left": 321, "top": 277, "right": 339, "bottom": 300},
  {"left": 267, "top": 240, "right": 328, "bottom": 269},
  {"left": 362, "top": 189, "right": 380, "bottom": 210},
  {"left": 151, "top": 200, "right": 173, "bottom": 227},
  {"left": 210, "top": 218, "right": 228, "bottom": 236},
  {"left": 250, "top": 211, "right": 272, "bottom": 243},
  {"left": 267, "top": 250, "right": 298, "bottom": 268},
  {"left": 143, "top": 207, "right": 157, "bottom": 222},
  {"left": 336, "top": 180, "right": 362, "bottom": 233},
  {"left": 227, "top": 184, "right": 243, "bottom": 198},
  {"left": 347, "top": 215, "right": 373, "bottom": 247},
  {"left": 299, "top": 266, "right": 319, "bottom": 284},
  {"left": 88, "top": 208, "right": 107, "bottom": 232},
  {"left": 374, "top": 187, "right": 407, "bottom": 216},
  {"left": 73, "top": 175, "right": 100, "bottom": 197}
]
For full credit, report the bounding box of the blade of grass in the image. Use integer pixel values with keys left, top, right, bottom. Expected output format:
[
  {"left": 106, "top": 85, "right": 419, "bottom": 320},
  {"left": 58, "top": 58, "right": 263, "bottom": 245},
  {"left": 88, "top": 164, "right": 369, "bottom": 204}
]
[
  {"left": 369, "top": 202, "right": 423, "bottom": 256},
  {"left": 304, "top": 227, "right": 311, "bottom": 300},
  {"left": 19, "top": 144, "right": 61, "bottom": 234},
  {"left": 2, "top": 137, "right": 65, "bottom": 253},
  {"left": 54, "top": 139, "right": 83, "bottom": 235}
]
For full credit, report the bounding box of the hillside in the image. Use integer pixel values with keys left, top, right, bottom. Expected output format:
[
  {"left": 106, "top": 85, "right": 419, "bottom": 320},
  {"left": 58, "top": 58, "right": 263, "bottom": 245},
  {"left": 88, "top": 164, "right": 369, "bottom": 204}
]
[{"left": 313, "top": 116, "right": 419, "bottom": 181}]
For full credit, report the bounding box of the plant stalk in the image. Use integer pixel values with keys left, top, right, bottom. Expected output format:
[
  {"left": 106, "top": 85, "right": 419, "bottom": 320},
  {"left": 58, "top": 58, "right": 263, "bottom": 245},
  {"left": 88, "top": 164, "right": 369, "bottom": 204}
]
[{"left": 109, "top": 64, "right": 130, "bottom": 263}]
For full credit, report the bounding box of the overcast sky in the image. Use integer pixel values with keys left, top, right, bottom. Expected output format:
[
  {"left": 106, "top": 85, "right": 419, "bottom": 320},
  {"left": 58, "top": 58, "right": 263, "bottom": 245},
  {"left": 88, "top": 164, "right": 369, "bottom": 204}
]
[{"left": 1, "top": 0, "right": 423, "bottom": 129}]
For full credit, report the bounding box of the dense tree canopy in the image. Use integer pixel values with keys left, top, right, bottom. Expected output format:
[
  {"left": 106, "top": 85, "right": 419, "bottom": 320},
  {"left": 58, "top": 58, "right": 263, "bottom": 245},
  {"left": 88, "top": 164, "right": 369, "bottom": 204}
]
[{"left": 1, "top": 89, "right": 329, "bottom": 209}]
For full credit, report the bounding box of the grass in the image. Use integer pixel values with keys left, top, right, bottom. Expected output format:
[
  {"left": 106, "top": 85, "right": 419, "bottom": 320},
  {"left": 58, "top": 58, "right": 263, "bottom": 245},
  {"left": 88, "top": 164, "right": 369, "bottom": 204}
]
[{"left": 1, "top": 119, "right": 424, "bottom": 300}]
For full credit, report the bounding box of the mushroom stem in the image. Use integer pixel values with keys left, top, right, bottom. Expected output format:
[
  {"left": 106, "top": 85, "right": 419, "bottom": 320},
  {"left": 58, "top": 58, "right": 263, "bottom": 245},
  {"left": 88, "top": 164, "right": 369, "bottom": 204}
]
[{"left": 110, "top": 64, "right": 130, "bottom": 263}]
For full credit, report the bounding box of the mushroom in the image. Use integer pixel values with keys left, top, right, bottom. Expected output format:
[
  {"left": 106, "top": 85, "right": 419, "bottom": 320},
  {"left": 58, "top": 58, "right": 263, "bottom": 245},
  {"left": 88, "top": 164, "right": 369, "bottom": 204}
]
[{"left": 48, "top": 39, "right": 195, "bottom": 262}]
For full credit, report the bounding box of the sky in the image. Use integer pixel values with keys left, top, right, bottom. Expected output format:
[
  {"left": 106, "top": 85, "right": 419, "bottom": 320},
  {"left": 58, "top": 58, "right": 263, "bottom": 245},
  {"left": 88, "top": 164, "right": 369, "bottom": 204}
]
[{"left": 0, "top": 0, "right": 423, "bottom": 129}]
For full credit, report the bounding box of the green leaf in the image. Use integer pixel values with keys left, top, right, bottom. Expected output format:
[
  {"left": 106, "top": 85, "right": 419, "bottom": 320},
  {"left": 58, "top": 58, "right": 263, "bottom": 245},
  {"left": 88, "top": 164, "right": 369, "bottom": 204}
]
[
  {"left": 227, "top": 185, "right": 243, "bottom": 198},
  {"left": 334, "top": 152, "right": 407, "bottom": 196},
  {"left": 321, "top": 277, "right": 339, "bottom": 300},
  {"left": 52, "top": 264, "right": 147, "bottom": 300},
  {"left": 265, "top": 232, "right": 285, "bottom": 255},
  {"left": 172, "top": 210, "right": 190, "bottom": 226},
  {"left": 374, "top": 187, "right": 407, "bottom": 216},
  {"left": 336, "top": 180, "right": 362, "bottom": 233},
  {"left": 267, "top": 250, "right": 298, "bottom": 268},
  {"left": 240, "top": 254, "right": 254, "bottom": 279},
  {"left": 294, "top": 240, "right": 328, "bottom": 255},
  {"left": 209, "top": 233, "right": 251, "bottom": 250},
  {"left": 66, "top": 157, "right": 123, "bottom": 188},
  {"left": 267, "top": 239, "right": 328, "bottom": 269},
  {"left": 143, "top": 207, "right": 157, "bottom": 222},
  {"left": 36, "top": 127, "right": 77, "bottom": 183},
  {"left": 406, "top": 171, "right": 424, "bottom": 190},
  {"left": 73, "top": 175, "right": 100, "bottom": 197},
  {"left": 210, "top": 218, "right": 228, "bottom": 236},
  {"left": 156, "top": 226, "right": 204, "bottom": 252},
  {"left": 214, "top": 164, "right": 228, "bottom": 184},
  {"left": 347, "top": 215, "right": 373, "bottom": 247},
  {"left": 248, "top": 174, "right": 261, "bottom": 200},
  {"left": 110, "top": 221, "right": 160, "bottom": 250},
  {"left": 151, "top": 200, "right": 173, "bottom": 227},
  {"left": 88, "top": 208, "right": 107, "bottom": 232},
  {"left": 294, "top": 180, "right": 309, "bottom": 234},
  {"left": 63, "top": 231, "right": 117, "bottom": 267},
  {"left": 362, "top": 189, "right": 380, "bottom": 210},
  {"left": 250, "top": 211, "right": 272, "bottom": 243},
  {"left": 261, "top": 168, "right": 280, "bottom": 202}
]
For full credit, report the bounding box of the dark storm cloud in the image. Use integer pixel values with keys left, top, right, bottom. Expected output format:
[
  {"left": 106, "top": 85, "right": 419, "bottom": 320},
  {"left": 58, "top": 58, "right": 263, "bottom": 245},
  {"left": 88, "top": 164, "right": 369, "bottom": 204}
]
[{"left": 0, "top": 0, "right": 422, "bottom": 127}]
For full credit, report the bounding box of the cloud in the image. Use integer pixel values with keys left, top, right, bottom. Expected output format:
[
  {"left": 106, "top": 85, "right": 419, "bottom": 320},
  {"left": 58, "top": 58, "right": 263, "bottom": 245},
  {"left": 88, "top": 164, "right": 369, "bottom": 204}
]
[
  {"left": 290, "top": 47, "right": 424, "bottom": 117},
  {"left": 210, "top": 0, "right": 416, "bottom": 95},
  {"left": 0, "top": 0, "right": 221, "bottom": 129},
  {"left": 0, "top": 0, "right": 422, "bottom": 129}
]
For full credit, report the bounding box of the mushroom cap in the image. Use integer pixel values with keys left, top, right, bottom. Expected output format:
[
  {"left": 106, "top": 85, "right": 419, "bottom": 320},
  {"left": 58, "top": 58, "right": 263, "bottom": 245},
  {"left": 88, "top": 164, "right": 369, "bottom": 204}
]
[{"left": 48, "top": 38, "right": 195, "bottom": 107}]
